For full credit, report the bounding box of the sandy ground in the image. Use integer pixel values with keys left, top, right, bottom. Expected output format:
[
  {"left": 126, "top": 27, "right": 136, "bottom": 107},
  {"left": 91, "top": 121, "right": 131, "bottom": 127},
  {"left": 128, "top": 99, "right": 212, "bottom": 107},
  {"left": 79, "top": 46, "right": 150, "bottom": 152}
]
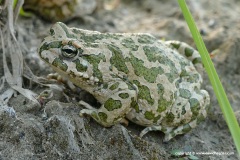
[{"left": 1, "top": 0, "right": 240, "bottom": 159}]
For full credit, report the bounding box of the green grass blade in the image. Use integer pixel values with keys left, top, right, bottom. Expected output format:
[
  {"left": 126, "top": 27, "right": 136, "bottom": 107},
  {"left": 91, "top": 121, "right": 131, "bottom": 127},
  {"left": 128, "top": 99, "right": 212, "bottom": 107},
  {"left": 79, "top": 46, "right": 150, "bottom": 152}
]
[
  {"left": 14, "top": 0, "right": 32, "bottom": 17},
  {"left": 178, "top": 0, "right": 240, "bottom": 155}
]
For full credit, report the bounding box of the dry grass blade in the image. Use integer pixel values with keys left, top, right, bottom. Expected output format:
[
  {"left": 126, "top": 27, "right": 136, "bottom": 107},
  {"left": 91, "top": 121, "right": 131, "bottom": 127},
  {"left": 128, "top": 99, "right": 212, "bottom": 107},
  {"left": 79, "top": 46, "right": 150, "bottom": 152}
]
[
  {"left": 0, "top": 0, "right": 39, "bottom": 105},
  {"left": 0, "top": 0, "right": 8, "bottom": 12},
  {"left": 13, "top": 0, "right": 24, "bottom": 22}
]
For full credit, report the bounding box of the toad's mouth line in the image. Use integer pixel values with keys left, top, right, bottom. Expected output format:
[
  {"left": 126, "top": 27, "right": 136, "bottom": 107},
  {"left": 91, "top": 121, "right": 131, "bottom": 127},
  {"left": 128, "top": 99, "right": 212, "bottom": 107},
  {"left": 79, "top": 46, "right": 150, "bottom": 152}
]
[{"left": 49, "top": 62, "right": 100, "bottom": 84}]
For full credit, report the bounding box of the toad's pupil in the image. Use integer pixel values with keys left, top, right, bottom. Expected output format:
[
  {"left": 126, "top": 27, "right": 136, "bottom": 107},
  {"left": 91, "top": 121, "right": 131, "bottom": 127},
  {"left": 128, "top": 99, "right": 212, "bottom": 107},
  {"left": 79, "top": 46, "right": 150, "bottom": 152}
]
[{"left": 63, "top": 48, "right": 75, "bottom": 54}]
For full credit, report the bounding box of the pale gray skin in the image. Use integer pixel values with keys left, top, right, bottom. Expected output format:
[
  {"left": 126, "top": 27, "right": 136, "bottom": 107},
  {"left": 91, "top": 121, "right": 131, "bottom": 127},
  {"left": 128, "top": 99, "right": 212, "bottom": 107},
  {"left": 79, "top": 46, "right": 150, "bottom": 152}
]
[{"left": 39, "top": 22, "right": 210, "bottom": 142}]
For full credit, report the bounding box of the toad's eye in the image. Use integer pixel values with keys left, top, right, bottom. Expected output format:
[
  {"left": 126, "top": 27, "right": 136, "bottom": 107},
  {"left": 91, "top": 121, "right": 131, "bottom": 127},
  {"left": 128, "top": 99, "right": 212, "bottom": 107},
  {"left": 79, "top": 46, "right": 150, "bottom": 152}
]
[{"left": 61, "top": 45, "right": 78, "bottom": 58}]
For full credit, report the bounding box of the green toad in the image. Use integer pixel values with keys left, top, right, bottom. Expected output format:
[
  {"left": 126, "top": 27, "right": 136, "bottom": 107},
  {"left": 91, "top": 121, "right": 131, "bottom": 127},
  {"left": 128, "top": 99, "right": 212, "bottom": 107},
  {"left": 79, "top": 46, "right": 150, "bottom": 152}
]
[{"left": 38, "top": 22, "right": 210, "bottom": 141}]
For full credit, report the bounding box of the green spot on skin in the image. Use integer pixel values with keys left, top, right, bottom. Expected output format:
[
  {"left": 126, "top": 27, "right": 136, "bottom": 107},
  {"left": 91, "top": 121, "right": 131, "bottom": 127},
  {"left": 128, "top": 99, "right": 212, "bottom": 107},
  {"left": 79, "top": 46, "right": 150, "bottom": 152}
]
[
  {"left": 73, "top": 59, "right": 88, "bottom": 72},
  {"left": 50, "top": 28, "right": 55, "bottom": 35},
  {"left": 196, "top": 114, "right": 205, "bottom": 124},
  {"left": 182, "top": 124, "right": 192, "bottom": 133},
  {"left": 133, "top": 80, "right": 154, "bottom": 105},
  {"left": 179, "top": 88, "right": 191, "bottom": 99},
  {"left": 157, "top": 84, "right": 174, "bottom": 113},
  {"left": 153, "top": 115, "right": 161, "bottom": 123},
  {"left": 103, "top": 83, "right": 108, "bottom": 89},
  {"left": 165, "top": 67, "right": 178, "bottom": 84},
  {"left": 166, "top": 112, "right": 175, "bottom": 124},
  {"left": 144, "top": 111, "right": 155, "bottom": 120},
  {"left": 105, "top": 33, "right": 123, "bottom": 40},
  {"left": 52, "top": 58, "right": 68, "bottom": 71},
  {"left": 179, "top": 60, "right": 192, "bottom": 78},
  {"left": 181, "top": 106, "right": 186, "bottom": 115},
  {"left": 165, "top": 73, "right": 176, "bottom": 83},
  {"left": 171, "top": 42, "right": 180, "bottom": 49},
  {"left": 130, "top": 98, "right": 139, "bottom": 112},
  {"left": 157, "top": 99, "right": 171, "bottom": 113},
  {"left": 184, "top": 47, "right": 194, "bottom": 57},
  {"left": 98, "top": 112, "right": 108, "bottom": 122},
  {"left": 189, "top": 98, "right": 200, "bottom": 120},
  {"left": 108, "top": 44, "right": 129, "bottom": 74},
  {"left": 179, "top": 119, "right": 187, "bottom": 125},
  {"left": 39, "top": 41, "right": 62, "bottom": 55},
  {"left": 143, "top": 46, "right": 178, "bottom": 83},
  {"left": 58, "top": 22, "right": 77, "bottom": 38},
  {"left": 50, "top": 38, "right": 60, "bottom": 44},
  {"left": 83, "top": 34, "right": 104, "bottom": 42},
  {"left": 179, "top": 70, "right": 188, "bottom": 78},
  {"left": 192, "top": 57, "right": 202, "bottom": 64},
  {"left": 187, "top": 74, "right": 200, "bottom": 83},
  {"left": 83, "top": 53, "right": 106, "bottom": 82},
  {"left": 132, "top": 103, "right": 139, "bottom": 113},
  {"left": 128, "top": 53, "right": 164, "bottom": 83},
  {"left": 175, "top": 79, "right": 181, "bottom": 88},
  {"left": 104, "top": 98, "right": 122, "bottom": 111},
  {"left": 84, "top": 43, "right": 99, "bottom": 48},
  {"left": 109, "top": 82, "right": 120, "bottom": 90},
  {"left": 157, "top": 83, "right": 164, "bottom": 95},
  {"left": 138, "top": 34, "right": 156, "bottom": 44},
  {"left": 118, "top": 93, "right": 129, "bottom": 99},
  {"left": 121, "top": 38, "right": 139, "bottom": 51},
  {"left": 72, "top": 28, "right": 82, "bottom": 34},
  {"left": 143, "top": 46, "right": 164, "bottom": 62}
]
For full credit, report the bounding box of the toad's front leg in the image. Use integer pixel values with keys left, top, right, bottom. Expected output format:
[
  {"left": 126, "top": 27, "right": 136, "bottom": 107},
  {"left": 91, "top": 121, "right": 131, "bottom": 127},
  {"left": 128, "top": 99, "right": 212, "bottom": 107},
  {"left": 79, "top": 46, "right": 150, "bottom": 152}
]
[{"left": 79, "top": 82, "right": 138, "bottom": 127}]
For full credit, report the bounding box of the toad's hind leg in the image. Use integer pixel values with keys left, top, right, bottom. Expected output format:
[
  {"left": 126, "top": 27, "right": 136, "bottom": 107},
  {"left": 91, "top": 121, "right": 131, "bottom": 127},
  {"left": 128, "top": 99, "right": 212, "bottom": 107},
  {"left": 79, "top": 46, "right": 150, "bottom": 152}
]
[
  {"left": 140, "top": 120, "right": 198, "bottom": 142},
  {"left": 140, "top": 89, "right": 210, "bottom": 142}
]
